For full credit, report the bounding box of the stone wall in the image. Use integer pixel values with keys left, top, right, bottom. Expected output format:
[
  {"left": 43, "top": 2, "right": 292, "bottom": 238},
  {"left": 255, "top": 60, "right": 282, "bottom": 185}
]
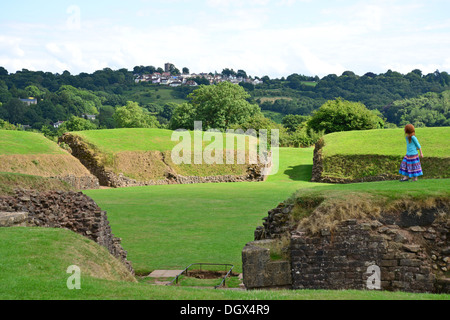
[
  {"left": 243, "top": 202, "right": 450, "bottom": 293},
  {"left": 97, "top": 163, "right": 271, "bottom": 188},
  {"left": 242, "top": 240, "right": 292, "bottom": 290},
  {"left": 55, "top": 174, "right": 100, "bottom": 190},
  {"left": 311, "top": 138, "right": 399, "bottom": 184},
  {"left": 0, "top": 189, "right": 133, "bottom": 274}
]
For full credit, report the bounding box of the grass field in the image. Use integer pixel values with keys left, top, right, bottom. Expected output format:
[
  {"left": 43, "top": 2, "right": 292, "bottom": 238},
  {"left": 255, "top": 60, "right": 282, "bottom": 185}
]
[
  {"left": 1, "top": 127, "right": 449, "bottom": 300},
  {"left": 83, "top": 148, "right": 314, "bottom": 273},
  {"left": 2, "top": 147, "right": 449, "bottom": 300}
]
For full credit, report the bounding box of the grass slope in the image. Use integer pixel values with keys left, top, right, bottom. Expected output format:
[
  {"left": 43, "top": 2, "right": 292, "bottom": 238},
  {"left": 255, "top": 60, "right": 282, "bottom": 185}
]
[
  {"left": 0, "top": 130, "right": 66, "bottom": 155},
  {"left": 0, "top": 130, "right": 93, "bottom": 178}
]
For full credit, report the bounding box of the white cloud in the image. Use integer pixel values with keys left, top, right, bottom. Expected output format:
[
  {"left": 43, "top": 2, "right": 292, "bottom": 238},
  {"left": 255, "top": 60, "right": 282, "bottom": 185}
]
[{"left": 0, "top": 1, "right": 449, "bottom": 78}]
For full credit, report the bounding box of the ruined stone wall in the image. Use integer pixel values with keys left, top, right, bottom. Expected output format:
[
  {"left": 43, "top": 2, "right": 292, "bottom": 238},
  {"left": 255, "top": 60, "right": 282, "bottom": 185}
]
[
  {"left": 55, "top": 174, "right": 99, "bottom": 190},
  {"left": 244, "top": 202, "right": 449, "bottom": 293},
  {"left": 0, "top": 189, "right": 133, "bottom": 274},
  {"left": 60, "top": 133, "right": 272, "bottom": 188}
]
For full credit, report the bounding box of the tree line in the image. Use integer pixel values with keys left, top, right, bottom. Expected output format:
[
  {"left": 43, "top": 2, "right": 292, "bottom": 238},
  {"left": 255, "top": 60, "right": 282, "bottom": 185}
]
[
  {"left": 0, "top": 65, "right": 449, "bottom": 145},
  {"left": 253, "top": 69, "right": 450, "bottom": 128}
]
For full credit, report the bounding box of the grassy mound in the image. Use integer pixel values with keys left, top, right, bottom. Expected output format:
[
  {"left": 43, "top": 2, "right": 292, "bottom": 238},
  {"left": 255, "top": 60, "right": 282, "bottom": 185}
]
[
  {"left": 312, "top": 127, "right": 450, "bottom": 182},
  {"left": 67, "top": 128, "right": 259, "bottom": 181},
  {"left": 0, "top": 130, "right": 94, "bottom": 178},
  {"left": 0, "top": 227, "right": 136, "bottom": 293},
  {"left": 286, "top": 179, "right": 450, "bottom": 235}
]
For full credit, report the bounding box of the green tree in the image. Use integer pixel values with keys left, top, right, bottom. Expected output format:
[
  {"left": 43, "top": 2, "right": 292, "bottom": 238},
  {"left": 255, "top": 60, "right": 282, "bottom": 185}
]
[
  {"left": 307, "top": 98, "right": 384, "bottom": 134},
  {"left": 56, "top": 116, "right": 97, "bottom": 135},
  {"left": 25, "top": 85, "right": 45, "bottom": 100},
  {"left": 113, "top": 101, "right": 159, "bottom": 128},
  {"left": 188, "top": 82, "right": 261, "bottom": 130},
  {"left": 282, "top": 114, "right": 310, "bottom": 132},
  {"left": 56, "top": 85, "right": 101, "bottom": 116},
  {"left": 0, "top": 118, "right": 17, "bottom": 130},
  {"left": 169, "top": 102, "right": 197, "bottom": 130},
  {"left": 97, "top": 105, "right": 116, "bottom": 129}
]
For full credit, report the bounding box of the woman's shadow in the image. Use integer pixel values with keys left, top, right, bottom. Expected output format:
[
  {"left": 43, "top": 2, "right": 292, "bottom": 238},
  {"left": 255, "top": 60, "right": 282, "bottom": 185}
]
[{"left": 284, "top": 165, "right": 313, "bottom": 181}]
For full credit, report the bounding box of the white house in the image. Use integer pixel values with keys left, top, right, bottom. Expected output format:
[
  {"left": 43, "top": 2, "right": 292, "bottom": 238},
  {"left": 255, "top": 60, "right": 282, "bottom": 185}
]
[{"left": 53, "top": 121, "right": 65, "bottom": 128}]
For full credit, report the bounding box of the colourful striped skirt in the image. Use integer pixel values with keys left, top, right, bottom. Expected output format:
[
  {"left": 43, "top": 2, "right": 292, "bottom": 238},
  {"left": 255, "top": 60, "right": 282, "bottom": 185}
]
[{"left": 399, "top": 154, "right": 423, "bottom": 178}]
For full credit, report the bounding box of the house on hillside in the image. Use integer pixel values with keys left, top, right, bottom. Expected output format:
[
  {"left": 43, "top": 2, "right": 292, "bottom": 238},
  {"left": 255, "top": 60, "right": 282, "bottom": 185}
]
[
  {"left": 185, "top": 80, "right": 198, "bottom": 87},
  {"left": 19, "top": 97, "right": 38, "bottom": 105},
  {"left": 53, "top": 121, "right": 65, "bottom": 128},
  {"left": 83, "top": 114, "right": 96, "bottom": 121},
  {"left": 169, "top": 80, "right": 182, "bottom": 87}
]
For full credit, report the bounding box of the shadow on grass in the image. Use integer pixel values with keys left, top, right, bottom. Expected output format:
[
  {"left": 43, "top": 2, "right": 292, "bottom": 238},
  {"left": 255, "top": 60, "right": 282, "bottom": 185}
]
[{"left": 284, "top": 165, "right": 313, "bottom": 181}]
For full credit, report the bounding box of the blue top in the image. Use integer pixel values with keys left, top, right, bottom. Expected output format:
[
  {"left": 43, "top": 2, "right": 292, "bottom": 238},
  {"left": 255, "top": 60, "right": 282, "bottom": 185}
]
[{"left": 406, "top": 136, "right": 421, "bottom": 155}]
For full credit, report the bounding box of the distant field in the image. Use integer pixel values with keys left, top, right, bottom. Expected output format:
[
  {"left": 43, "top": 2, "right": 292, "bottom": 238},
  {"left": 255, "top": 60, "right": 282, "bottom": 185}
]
[
  {"left": 258, "top": 96, "right": 293, "bottom": 103},
  {"left": 122, "top": 86, "right": 187, "bottom": 106},
  {"left": 262, "top": 110, "right": 284, "bottom": 123}
]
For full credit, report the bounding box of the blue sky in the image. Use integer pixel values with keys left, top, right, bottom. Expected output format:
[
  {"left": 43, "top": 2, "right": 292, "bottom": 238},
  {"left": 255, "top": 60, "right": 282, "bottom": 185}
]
[{"left": 1, "top": 0, "right": 449, "bottom": 78}]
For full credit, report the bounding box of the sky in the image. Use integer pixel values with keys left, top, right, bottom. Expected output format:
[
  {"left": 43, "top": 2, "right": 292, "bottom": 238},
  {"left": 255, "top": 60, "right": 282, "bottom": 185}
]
[{"left": 1, "top": 0, "right": 450, "bottom": 78}]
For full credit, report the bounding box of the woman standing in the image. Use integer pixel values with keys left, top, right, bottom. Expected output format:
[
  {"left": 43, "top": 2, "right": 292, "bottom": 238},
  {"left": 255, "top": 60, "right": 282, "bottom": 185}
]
[{"left": 399, "top": 124, "right": 424, "bottom": 182}]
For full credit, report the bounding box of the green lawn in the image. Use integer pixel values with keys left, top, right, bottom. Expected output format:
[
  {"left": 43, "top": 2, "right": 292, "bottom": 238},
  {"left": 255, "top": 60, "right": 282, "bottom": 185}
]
[
  {"left": 72, "top": 128, "right": 256, "bottom": 154},
  {"left": 0, "top": 130, "right": 65, "bottom": 155},
  {"left": 73, "top": 128, "right": 177, "bottom": 153},
  {"left": 1, "top": 146, "right": 449, "bottom": 300},
  {"left": 84, "top": 147, "right": 317, "bottom": 274}
]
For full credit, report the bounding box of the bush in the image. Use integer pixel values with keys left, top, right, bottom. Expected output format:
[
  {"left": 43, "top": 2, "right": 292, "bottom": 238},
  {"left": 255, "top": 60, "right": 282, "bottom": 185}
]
[
  {"left": 307, "top": 98, "right": 384, "bottom": 134},
  {"left": 280, "top": 127, "right": 324, "bottom": 148}
]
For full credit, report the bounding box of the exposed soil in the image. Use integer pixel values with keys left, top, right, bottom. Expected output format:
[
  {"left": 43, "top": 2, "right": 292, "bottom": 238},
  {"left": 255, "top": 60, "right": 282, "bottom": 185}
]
[{"left": 0, "top": 154, "right": 94, "bottom": 177}]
